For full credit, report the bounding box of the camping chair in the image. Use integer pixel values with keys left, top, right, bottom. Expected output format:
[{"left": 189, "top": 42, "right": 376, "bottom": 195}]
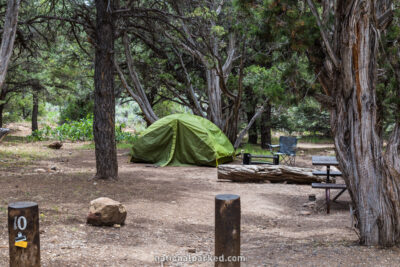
[{"left": 268, "top": 136, "right": 297, "bottom": 166}]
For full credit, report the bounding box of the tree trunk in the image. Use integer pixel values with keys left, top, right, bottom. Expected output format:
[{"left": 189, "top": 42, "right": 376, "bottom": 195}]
[
  {"left": 326, "top": 0, "right": 400, "bottom": 246},
  {"left": 206, "top": 69, "right": 223, "bottom": 129},
  {"left": 0, "top": 87, "right": 6, "bottom": 128},
  {"left": 260, "top": 102, "right": 272, "bottom": 149},
  {"left": 93, "top": 0, "right": 118, "bottom": 180},
  {"left": 247, "top": 111, "right": 258, "bottom": 144},
  {"left": 0, "top": 0, "right": 20, "bottom": 90},
  {"left": 0, "top": 104, "right": 3, "bottom": 128},
  {"left": 31, "top": 89, "right": 38, "bottom": 132}
]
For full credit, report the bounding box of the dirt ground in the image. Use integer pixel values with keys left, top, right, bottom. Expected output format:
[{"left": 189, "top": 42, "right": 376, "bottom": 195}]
[{"left": 1, "top": 135, "right": 400, "bottom": 266}]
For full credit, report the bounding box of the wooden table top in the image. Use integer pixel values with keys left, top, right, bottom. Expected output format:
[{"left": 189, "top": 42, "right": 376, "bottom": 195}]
[{"left": 312, "top": 156, "right": 339, "bottom": 166}]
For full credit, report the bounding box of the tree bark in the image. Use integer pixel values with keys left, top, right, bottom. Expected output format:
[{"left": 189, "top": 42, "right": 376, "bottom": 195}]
[
  {"left": 31, "top": 89, "right": 38, "bottom": 132},
  {"left": 0, "top": 87, "right": 6, "bottom": 128},
  {"left": 0, "top": 103, "right": 3, "bottom": 128},
  {"left": 93, "top": 0, "right": 118, "bottom": 180},
  {"left": 308, "top": 0, "right": 400, "bottom": 246},
  {"left": 260, "top": 102, "right": 272, "bottom": 149},
  {"left": 218, "top": 165, "right": 325, "bottom": 184},
  {"left": 0, "top": 0, "right": 21, "bottom": 90},
  {"left": 247, "top": 111, "right": 258, "bottom": 144},
  {"left": 244, "top": 85, "right": 258, "bottom": 144}
]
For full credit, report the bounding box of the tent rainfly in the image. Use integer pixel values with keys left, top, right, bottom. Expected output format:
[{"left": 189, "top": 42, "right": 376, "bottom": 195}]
[{"left": 131, "top": 114, "right": 234, "bottom": 167}]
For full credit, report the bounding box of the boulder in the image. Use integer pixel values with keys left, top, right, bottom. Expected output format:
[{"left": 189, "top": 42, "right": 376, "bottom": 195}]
[{"left": 87, "top": 197, "right": 127, "bottom": 226}]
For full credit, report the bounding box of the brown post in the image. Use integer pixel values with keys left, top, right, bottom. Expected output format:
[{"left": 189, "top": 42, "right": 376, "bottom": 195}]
[
  {"left": 8, "top": 201, "right": 40, "bottom": 267},
  {"left": 215, "top": 194, "right": 241, "bottom": 267}
]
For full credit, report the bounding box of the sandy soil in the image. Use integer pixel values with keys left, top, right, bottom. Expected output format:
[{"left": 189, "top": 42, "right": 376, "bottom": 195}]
[{"left": 1, "top": 139, "right": 400, "bottom": 266}]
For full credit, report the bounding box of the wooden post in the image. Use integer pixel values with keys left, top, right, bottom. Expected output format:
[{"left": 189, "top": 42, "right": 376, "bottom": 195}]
[
  {"left": 215, "top": 194, "right": 240, "bottom": 267},
  {"left": 8, "top": 201, "right": 40, "bottom": 267}
]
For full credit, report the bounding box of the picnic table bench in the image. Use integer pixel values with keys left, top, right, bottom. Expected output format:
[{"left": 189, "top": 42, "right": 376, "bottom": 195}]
[
  {"left": 311, "top": 183, "right": 347, "bottom": 202},
  {"left": 312, "top": 156, "right": 347, "bottom": 214}
]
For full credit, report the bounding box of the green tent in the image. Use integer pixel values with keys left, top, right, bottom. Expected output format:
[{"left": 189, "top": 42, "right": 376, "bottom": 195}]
[{"left": 131, "top": 114, "right": 234, "bottom": 167}]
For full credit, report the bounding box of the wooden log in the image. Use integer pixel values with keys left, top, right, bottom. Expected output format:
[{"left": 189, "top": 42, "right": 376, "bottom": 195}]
[
  {"left": 8, "top": 201, "right": 40, "bottom": 267},
  {"left": 215, "top": 194, "right": 241, "bottom": 267},
  {"left": 218, "top": 165, "right": 328, "bottom": 184}
]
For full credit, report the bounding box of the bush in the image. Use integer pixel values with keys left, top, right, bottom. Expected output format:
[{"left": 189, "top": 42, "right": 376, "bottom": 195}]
[
  {"left": 28, "top": 115, "right": 137, "bottom": 143},
  {"left": 272, "top": 98, "right": 331, "bottom": 136},
  {"left": 59, "top": 97, "right": 94, "bottom": 124}
]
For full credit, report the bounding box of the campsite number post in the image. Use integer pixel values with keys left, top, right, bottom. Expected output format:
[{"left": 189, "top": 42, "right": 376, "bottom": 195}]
[
  {"left": 215, "top": 194, "right": 240, "bottom": 267},
  {"left": 8, "top": 201, "right": 40, "bottom": 267}
]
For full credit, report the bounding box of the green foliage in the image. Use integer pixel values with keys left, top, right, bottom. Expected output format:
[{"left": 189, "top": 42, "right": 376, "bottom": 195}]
[
  {"left": 272, "top": 98, "right": 331, "bottom": 136},
  {"left": 59, "top": 97, "right": 94, "bottom": 124},
  {"left": 153, "top": 101, "right": 191, "bottom": 118},
  {"left": 28, "top": 115, "right": 137, "bottom": 143},
  {"left": 211, "top": 25, "right": 227, "bottom": 37},
  {"left": 243, "top": 64, "right": 285, "bottom": 102}
]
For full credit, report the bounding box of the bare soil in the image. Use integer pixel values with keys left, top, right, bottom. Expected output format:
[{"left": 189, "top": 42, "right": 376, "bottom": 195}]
[{"left": 1, "top": 137, "right": 400, "bottom": 266}]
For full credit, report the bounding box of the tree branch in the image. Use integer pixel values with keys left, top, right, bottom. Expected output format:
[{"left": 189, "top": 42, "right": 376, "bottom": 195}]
[
  {"left": 114, "top": 59, "right": 158, "bottom": 124},
  {"left": 306, "top": 0, "right": 340, "bottom": 69},
  {"left": 234, "top": 100, "right": 269, "bottom": 149}
]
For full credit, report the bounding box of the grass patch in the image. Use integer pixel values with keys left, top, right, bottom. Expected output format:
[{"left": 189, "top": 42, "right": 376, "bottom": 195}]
[
  {"left": 79, "top": 142, "right": 132, "bottom": 150},
  {"left": 2, "top": 135, "right": 30, "bottom": 143},
  {"left": 235, "top": 143, "right": 277, "bottom": 163},
  {"left": 238, "top": 143, "right": 273, "bottom": 155},
  {"left": 0, "top": 147, "right": 50, "bottom": 160},
  {"left": 0, "top": 143, "right": 51, "bottom": 166},
  {"left": 298, "top": 135, "right": 333, "bottom": 144}
]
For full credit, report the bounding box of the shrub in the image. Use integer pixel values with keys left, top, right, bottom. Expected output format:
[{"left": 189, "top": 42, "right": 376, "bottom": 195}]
[
  {"left": 59, "top": 97, "right": 94, "bottom": 124},
  {"left": 28, "top": 115, "right": 137, "bottom": 143}
]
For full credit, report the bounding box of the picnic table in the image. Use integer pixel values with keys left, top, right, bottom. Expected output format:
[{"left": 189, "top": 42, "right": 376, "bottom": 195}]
[{"left": 311, "top": 156, "right": 346, "bottom": 214}]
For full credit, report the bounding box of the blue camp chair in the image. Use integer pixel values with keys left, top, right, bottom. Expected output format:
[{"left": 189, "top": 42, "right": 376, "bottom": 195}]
[{"left": 268, "top": 136, "right": 297, "bottom": 166}]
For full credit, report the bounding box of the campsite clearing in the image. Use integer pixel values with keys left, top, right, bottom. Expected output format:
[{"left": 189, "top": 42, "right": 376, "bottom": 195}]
[{"left": 1, "top": 141, "right": 400, "bottom": 266}]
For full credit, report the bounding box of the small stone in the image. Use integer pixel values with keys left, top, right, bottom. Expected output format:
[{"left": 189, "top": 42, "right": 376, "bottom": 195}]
[
  {"left": 69, "top": 152, "right": 72, "bottom": 155},
  {"left": 51, "top": 166, "right": 57, "bottom": 171},
  {"left": 113, "top": 224, "right": 121, "bottom": 228},
  {"left": 34, "top": 168, "right": 46, "bottom": 173},
  {"left": 93, "top": 182, "right": 97, "bottom": 185},
  {"left": 188, "top": 248, "right": 196, "bottom": 253},
  {"left": 300, "top": 211, "right": 311, "bottom": 216}
]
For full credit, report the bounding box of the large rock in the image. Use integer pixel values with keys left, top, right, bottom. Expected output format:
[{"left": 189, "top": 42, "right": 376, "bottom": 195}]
[{"left": 87, "top": 197, "right": 127, "bottom": 226}]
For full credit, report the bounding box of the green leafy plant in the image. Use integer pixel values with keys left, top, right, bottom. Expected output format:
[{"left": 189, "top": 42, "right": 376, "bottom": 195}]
[{"left": 28, "top": 115, "right": 137, "bottom": 143}]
